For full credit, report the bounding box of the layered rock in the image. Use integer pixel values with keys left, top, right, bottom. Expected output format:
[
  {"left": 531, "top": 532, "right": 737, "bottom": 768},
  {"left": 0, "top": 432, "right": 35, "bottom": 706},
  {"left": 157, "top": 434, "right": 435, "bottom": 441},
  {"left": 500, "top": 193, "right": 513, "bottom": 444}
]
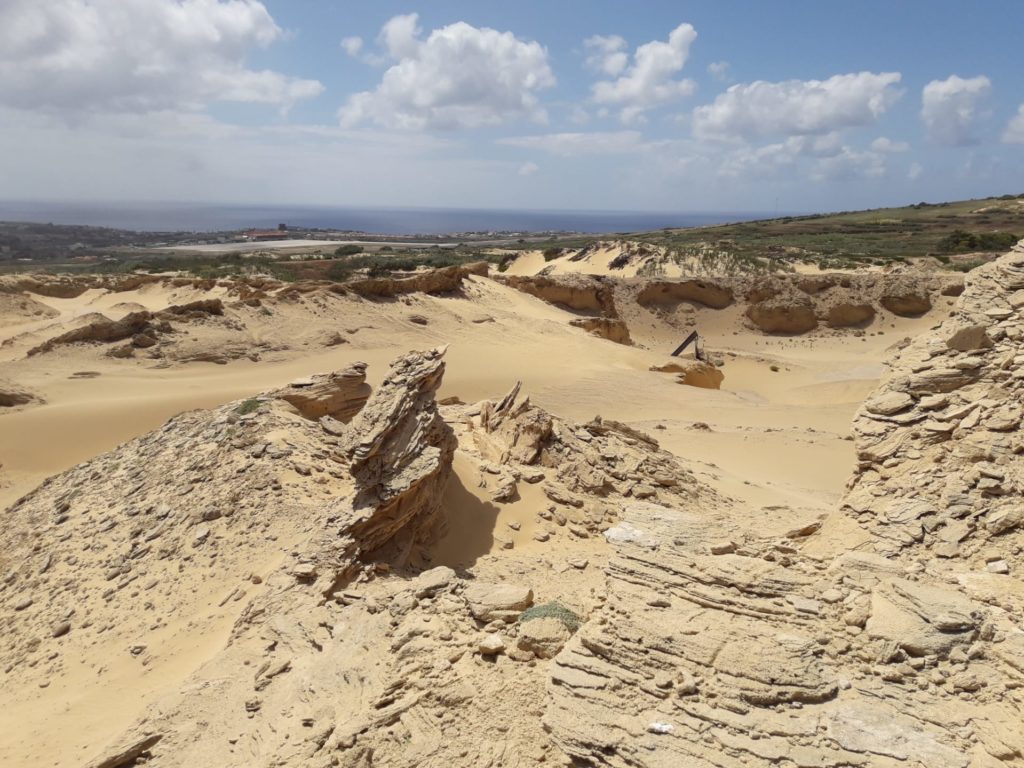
[
  {"left": 0, "top": 349, "right": 465, "bottom": 766},
  {"left": 570, "top": 316, "right": 633, "bottom": 345},
  {"left": 746, "top": 293, "right": 819, "bottom": 334},
  {"left": 497, "top": 274, "right": 619, "bottom": 316},
  {"left": 347, "top": 263, "right": 487, "bottom": 298},
  {"left": 271, "top": 362, "right": 371, "bottom": 422},
  {"left": 0, "top": 379, "right": 41, "bottom": 408},
  {"left": 636, "top": 280, "right": 735, "bottom": 310},
  {"left": 544, "top": 243, "right": 1024, "bottom": 768},
  {"left": 649, "top": 359, "right": 724, "bottom": 389}
]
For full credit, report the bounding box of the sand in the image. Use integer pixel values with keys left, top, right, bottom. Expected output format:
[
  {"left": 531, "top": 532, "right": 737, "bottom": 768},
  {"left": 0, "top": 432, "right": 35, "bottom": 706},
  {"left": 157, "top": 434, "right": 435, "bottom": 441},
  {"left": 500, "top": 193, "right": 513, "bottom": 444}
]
[{"left": 0, "top": 268, "right": 949, "bottom": 765}]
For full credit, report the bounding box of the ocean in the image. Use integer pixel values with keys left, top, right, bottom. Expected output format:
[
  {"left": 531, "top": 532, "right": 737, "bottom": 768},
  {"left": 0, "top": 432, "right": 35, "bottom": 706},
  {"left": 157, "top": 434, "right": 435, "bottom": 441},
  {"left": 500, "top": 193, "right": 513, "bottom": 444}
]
[{"left": 0, "top": 201, "right": 779, "bottom": 236}]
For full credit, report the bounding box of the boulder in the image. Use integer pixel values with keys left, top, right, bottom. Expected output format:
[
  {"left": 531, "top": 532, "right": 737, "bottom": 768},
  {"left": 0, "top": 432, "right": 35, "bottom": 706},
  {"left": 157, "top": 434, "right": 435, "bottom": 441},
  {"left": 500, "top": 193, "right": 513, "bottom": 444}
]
[
  {"left": 517, "top": 617, "right": 572, "bottom": 659},
  {"left": 272, "top": 362, "right": 371, "bottom": 422},
  {"left": 464, "top": 582, "right": 533, "bottom": 622}
]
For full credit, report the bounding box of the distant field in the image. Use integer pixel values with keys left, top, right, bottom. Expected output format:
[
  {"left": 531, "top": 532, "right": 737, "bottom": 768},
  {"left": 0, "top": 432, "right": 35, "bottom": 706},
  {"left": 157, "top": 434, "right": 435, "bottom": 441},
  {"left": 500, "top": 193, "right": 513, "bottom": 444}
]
[
  {"left": 154, "top": 239, "right": 458, "bottom": 254},
  {"left": 622, "top": 196, "right": 1024, "bottom": 268}
]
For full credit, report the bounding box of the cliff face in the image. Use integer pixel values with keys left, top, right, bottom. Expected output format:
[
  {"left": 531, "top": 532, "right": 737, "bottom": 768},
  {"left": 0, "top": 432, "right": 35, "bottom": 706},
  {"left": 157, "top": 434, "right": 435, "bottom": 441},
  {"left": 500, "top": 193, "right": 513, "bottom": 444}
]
[
  {"left": 544, "top": 244, "right": 1024, "bottom": 768},
  {"left": 500, "top": 270, "right": 964, "bottom": 337}
]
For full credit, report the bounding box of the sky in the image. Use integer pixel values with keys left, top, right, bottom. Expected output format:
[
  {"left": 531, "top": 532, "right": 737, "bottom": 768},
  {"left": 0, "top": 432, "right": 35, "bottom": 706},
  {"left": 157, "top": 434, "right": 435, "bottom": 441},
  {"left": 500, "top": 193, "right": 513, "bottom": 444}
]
[{"left": 1, "top": 0, "right": 1022, "bottom": 214}]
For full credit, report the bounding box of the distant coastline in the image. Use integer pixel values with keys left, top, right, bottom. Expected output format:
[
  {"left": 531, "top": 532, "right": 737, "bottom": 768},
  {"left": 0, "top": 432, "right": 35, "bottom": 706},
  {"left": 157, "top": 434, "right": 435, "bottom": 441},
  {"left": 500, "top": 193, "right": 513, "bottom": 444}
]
[{"left": 0, "top": 200, "right": 782, "bottom": 236}]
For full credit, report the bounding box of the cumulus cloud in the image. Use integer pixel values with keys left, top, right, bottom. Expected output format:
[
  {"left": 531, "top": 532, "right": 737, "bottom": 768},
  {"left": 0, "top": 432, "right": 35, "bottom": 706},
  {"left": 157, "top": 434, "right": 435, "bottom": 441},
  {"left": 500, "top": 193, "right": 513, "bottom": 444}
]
[
  {"left": 339, "top": 14, "right": 555, "bottom": 130},
  {"left": 719, "top": 135, "right": 887, "bottom": 181},
  {"left": 340, "top": 36, "right": 363, "bottom": 57},
  {"left": 0, "top": 0, "right": 323, "bottom": 114},
  {"left": 1004, "top": 105, "right": 1024, "bottom": 144},
  {"left": 707, "top": 61, "right": 731, "bottom": 82},
  {"left": 498, "top": 131, "right": 647, "bottom": 156},
  {"left": 921, "top": 75, "right": 992, "bottom": 146},
  {"left": 693, "top": 71, "right": 902, "bottom": 141},
  {"left": 517, "top": 161, "right": 539, "bottom": 176},
  {"left": 591, "top": 23, "right": 698, "bottom": 124},
  {"left": 584, "top": 35, "right": 628, "bottom": 77},
  {"left": 870, "top": 136, "right": 909, "bottom": 153}
]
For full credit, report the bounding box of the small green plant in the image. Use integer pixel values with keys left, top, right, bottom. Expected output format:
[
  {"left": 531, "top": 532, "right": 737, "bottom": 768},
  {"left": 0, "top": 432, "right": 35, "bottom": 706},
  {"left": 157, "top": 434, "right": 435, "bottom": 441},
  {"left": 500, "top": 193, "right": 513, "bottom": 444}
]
[
  {"left": 235, "top": 398, "right": 260, "bottom": 415},
  {"left": 518, "top": 601, "right": 581, "bottom": 632},
  {"left": 334, "top": 244, "right": 362, "bottom": 257},
  {"left": 542, "top": 247, "right": 562, "bottom": 261}
]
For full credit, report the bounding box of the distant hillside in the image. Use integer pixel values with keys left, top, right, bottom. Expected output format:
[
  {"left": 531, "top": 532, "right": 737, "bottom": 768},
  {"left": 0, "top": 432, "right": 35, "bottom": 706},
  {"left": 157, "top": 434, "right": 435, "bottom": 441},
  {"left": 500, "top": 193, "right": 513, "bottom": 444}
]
[{"left": 625, "top": 194, "right": 1024, "bottom": 270}]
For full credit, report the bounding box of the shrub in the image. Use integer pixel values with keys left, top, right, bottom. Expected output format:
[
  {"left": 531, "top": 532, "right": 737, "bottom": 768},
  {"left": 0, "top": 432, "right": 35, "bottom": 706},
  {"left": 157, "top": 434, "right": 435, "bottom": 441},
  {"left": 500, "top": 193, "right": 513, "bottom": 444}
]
[
  {"left": 235, "top": 398, "right": 260, "bottom": 415},
  {"left": 518, "top": 601, "right": 581, "bottom": 632},
  {"left": 334, "top": 244, "right": 362, "bottom": 257},
  {"left": 936, "top": 229, "right": 1019, "bottom": 254},
  {"left": 542, "top": 247, "right": 562, "bottom": 261}
]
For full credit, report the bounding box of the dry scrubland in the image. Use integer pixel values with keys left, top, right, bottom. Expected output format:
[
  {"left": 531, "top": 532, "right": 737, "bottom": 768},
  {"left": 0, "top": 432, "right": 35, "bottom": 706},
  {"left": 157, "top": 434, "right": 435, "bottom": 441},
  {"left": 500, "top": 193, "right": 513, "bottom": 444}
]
[{"left": 0, "top": 225, "right": 1023, "bottom": 767}]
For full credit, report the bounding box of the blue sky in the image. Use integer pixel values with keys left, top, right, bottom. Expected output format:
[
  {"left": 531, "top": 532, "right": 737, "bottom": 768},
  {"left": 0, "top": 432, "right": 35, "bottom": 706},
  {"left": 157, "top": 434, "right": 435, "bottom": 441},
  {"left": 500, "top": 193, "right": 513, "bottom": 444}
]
[{"left": 1, "top": 0, "right": 1022, "bottom": 213}]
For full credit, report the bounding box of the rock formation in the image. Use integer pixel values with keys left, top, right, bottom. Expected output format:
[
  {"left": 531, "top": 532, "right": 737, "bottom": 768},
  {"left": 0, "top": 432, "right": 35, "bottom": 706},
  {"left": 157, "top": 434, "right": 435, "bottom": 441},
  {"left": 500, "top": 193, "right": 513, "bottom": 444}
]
[
  {"left": 570, "top": 316, "right": 633, "bottom": 345},
  {"left": 544, "top": 243, "right": 1024, "bottom": 767},
  {"left": 271, "top": 363, "right": 371, "bottom": 421}
]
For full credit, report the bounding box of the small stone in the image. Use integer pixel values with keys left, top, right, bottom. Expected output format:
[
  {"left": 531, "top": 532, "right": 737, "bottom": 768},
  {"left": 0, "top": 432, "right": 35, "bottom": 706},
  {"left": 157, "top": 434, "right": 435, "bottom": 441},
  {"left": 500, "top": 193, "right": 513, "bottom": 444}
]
[
  {"left": 709, "top": 540, "right": 736, "bottom": 555},
  {"left": 986, "top": 560, "right": 1010, "bottom": 575},
  {"left": 51, "top": 621, "right": 71, "bottom": 638},
  {"left": 478, "top": 634, "right": 506, "bottom": 656},
  {"left": 786, "top": 595, "right": 822, "bottom": 615},
  {"left": 13, "top": 596, "right": 33, "bottom": 611}
]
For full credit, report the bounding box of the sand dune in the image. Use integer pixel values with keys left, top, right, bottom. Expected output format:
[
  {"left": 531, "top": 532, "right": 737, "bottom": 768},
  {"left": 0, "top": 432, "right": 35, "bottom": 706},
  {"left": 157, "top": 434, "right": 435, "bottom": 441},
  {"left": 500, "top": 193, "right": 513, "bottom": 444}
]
[{"left": 0, "top": 263, "right": 969, "bottom": 766}]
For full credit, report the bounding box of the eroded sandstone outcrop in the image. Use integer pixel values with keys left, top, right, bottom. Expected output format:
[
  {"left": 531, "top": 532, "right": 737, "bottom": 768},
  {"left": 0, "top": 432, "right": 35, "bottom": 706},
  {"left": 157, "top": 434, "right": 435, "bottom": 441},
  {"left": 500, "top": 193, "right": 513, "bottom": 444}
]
[
  {"left": 498, "top": 274, "right": 619, "bottom": 316},
  {"left": 271, "top": 362, "right": 371, "bottom": 422},
  {"left": 570, "top": 316, "right": 633, "bottom": 345},
  {"left": 347, "top": 263, "right": 487, "bottom": 298},
  {"left": 544, "top": 242, "right": 1024, "bottom": 768}
]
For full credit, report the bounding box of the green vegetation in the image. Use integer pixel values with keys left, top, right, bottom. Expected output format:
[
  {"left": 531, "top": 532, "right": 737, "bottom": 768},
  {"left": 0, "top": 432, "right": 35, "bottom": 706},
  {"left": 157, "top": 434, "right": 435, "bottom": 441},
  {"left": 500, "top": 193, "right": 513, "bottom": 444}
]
[
  {"left": 518, "top": 601, "right": 581, "bottom": 632},
  {"left": 235, "top": 398, "right": 260, "bottom": 415},
  {"left": 628, "top": 196, "right": 1023, "bottom": 271},
  {"left": 935, "top": 229, "right": 1019, "bottom": 254},
  {"left": 324, "top": 250, "right": 504, "bottom": 282},
  {"left": 542, "top": 247, "right": 563, "bottom": 261},
  {"left": 333, "top": 244, "right": 363, "bottom": 256}
]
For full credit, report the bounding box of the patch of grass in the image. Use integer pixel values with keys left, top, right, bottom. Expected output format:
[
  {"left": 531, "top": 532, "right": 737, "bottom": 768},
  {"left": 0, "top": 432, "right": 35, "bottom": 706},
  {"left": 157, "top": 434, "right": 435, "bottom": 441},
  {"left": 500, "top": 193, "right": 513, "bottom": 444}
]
[
  {"left": 935, "top": 229, "right": 1019, "bottom": 254},
  {"left": 235, "top": 398, "right": 260, "bottom": 415},
  {"left": 334, "top": 244, "right": 363, "bottom": 257},
  {"left": 324, "top": 250, "right": 505, "bottom": 282},
  {"left": 542, "top": 247, "right": 563, "bottom": 261},
  {"left": 518, "top": 601, "right": 581, "bottom": 632}
]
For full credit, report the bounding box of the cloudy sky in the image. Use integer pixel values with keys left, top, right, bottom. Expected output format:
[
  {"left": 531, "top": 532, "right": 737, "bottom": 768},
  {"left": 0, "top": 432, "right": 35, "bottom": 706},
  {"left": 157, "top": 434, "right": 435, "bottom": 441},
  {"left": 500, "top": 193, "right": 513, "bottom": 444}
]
[{"left": 1, "top": 0, "right": 1022, "bottom": 213}]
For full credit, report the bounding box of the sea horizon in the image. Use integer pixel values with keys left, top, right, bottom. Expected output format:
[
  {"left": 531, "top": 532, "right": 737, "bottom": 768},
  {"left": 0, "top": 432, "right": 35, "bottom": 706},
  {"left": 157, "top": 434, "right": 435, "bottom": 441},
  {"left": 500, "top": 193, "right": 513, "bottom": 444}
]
[{"left": 0, "top": 200, "right": 787, "bottom": 237}]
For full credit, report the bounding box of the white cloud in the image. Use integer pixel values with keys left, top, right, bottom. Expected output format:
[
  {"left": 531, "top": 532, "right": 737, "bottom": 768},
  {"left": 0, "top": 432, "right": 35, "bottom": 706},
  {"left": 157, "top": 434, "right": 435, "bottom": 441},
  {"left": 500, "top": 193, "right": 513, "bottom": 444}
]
[
  {"left": 518, "top": 161, "right": 539, "bottom": 176},
  {"left": 810, "top": 146, "right": 886, "bottom": 181},
  {"left": 693, "top": 71, "right": 902, "bottom": 141},
  {"left": 340, "top": 36, "right": 363, "bottom": 57},
  {"left": 707, "top": 61, "right": 731, "bottom": 82},
  {"left": 591, "top": 23, "right": 698, "bottom": 124},
  {"left": 870, "top": 136, "right": 909, "bottom": 153},
  {"left": 584, "top": 35, "right": 628, "bottom": 77},
  {"left": 719, "top": 135, "right": 887, "bottom": 181},
  {"left": 339, "top": 14, "right": 555, "bottom": 130},
  {"left": 379, "top": 13, "right": 421, "bottom": 59},
  {"left": 498, "top": 131, "right": 647, "bottom": 156},
  {"left": 1001, "top": 104, "right": 1024, "bottom": 144},
  {"left": 0, "top": 0, "right": 323, "bottom": 115},
  {"left": 921, "top": 75, "right": 992, "bottom": 146},
  {"left": 908, "top": 162, "right": 924, "bottom": 180}
]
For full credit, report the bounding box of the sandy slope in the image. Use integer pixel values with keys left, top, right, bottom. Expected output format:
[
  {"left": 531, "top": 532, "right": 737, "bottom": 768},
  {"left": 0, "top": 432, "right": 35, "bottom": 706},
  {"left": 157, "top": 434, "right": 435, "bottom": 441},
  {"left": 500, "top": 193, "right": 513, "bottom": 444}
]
[
  {"left": 0, "top": 272, "right": 948, "bottom": 520},
  {"left": 0, "top": 270, "right": 951, "bottom": 765}
]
